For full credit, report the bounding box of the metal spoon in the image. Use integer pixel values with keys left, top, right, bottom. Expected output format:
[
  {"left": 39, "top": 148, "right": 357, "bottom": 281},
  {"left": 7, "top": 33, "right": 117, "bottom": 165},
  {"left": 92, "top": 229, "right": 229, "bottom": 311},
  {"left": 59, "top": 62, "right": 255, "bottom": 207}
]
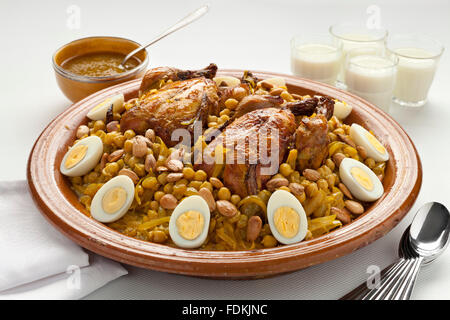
[
  {"left": 341, "top": 202, "right": 450, "bottom": 300},
  {"left": 119, "top": 4, "right": 210, "bottom": 70}
]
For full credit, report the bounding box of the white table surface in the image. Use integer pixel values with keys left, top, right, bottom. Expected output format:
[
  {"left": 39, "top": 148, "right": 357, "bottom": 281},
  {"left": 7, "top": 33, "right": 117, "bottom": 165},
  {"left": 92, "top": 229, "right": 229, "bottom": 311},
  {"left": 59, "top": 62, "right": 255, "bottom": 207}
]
[{"left": 1, "top": 0, "right": 449, "bottom": 300}]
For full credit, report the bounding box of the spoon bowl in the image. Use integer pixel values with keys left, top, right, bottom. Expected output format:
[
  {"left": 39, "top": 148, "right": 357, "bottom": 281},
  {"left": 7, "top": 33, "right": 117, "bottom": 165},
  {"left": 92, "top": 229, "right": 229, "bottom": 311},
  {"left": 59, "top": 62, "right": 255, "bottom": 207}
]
[{"left": 409, "top": 202, "right": 450, "bottom": 264}]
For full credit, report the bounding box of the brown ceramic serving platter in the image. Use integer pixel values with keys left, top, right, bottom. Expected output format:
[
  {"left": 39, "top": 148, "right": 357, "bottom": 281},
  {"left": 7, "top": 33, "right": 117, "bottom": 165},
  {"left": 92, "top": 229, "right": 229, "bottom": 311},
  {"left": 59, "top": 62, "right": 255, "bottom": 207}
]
[{"left": 27, "top": 70, "right": 422, "bottom": 279}]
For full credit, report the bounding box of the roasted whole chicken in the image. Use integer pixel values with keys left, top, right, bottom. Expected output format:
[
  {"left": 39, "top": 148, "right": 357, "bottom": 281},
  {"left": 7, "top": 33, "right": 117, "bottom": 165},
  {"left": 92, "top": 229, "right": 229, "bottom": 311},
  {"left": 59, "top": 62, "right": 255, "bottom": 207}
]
[
  {"left": 120, "top": 65, "right": 334, "bottom": 197},
  {"left": 120, "top": 64, "right": 219, "bottom": 147},
  {"left": 196, "top": 94, "right": 334, "bottom": 197}
]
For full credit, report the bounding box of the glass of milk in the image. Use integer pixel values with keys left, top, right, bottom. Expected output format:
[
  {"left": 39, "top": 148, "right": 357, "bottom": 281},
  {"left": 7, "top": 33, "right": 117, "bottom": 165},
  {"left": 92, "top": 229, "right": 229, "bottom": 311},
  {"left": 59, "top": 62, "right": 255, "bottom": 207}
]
[
  {"left": 329, "top": 23, "right": 388, "bottom": 86},
  {"left": 290, "top": 34, "right": 342, "bottom": 85},
  {"left": 345, "top": 47, "right": 398, "bottom": 113},
  {"left": 387, "top": 34, "right": 444, "bottom": 107}
]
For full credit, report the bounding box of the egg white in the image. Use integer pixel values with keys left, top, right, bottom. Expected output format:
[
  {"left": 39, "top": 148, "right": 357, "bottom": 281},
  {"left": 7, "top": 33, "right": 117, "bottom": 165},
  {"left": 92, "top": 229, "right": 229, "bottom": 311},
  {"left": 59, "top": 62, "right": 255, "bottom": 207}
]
[
  {"left": 339, "top": 158, "right": 384, "bottom": 202},
  {"left": 333, "top": 100, "right": 352, "bottom": 120},
  {"left": 349, "top": 123, "right": 389, "bottom": 162},
  {"left": 60, "top": 135, "right": 103, "bottom": 177},
  {"left": 169, "top": 195, "right": 210, "bottom": 249},
  {"left": 267, "top": 190, "right": 308, "bottom": 245},
  {"left": 259, "top": 77, "right": 286, "bottom": 88},
  {"left": 87, "top": 93, "right": 124, "bottom": 121},
  {"left": 213, "top": 76, "right": 241, "bottom": 87},
  {"left": 90, "top": 175, "right": 135, "bottom": 223}
]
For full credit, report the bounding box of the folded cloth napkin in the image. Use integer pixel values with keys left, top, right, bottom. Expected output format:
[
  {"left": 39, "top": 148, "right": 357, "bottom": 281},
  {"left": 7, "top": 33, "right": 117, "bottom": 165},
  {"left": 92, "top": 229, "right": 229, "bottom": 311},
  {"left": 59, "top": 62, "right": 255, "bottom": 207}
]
[{"left": 0, "top": 181, "right": 127, "bottom": 299}]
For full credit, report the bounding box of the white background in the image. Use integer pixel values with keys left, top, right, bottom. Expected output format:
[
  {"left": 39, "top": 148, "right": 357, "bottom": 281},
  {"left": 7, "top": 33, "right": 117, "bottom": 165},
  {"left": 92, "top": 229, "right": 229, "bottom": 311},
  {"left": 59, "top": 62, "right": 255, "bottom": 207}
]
[{"left": 0, "top": 0, "right": 449, "bottom": 299}]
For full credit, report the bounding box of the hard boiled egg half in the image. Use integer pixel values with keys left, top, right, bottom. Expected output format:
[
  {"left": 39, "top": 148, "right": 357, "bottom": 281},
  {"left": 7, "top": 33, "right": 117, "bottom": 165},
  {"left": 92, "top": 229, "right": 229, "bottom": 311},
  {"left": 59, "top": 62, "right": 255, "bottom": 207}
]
[
  {"left": 333, "top": 100, "right": 352, "bottom": 120},
  {"left": 339, "top": 158, "right": 384, "bottom": 202},
  {"left": 349, "top": 123, "right": 389, "bottom": 162},
  {"left": 267, "top": 190, "right": 308, "bottom": 245},
  {"left": 90, "top": 175, "right": 135, "bottom": 223},
  {"left": 60, "top": 135, "right": 103, "bottom": 177},
  {"left": 169, "top": 196, "right": 210, "bottom": 249},
  {"left": 87, "top": 93, "right": 124, "bottom": 121}
]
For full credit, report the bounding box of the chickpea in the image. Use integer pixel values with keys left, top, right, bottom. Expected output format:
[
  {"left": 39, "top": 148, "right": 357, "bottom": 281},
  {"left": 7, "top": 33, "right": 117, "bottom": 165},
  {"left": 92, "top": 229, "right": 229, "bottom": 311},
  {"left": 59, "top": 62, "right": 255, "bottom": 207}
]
[
  {"left": 154, "top": 191, "right": 165, "bottom": 202},
  {"left": 76, "top": 125, "right": 89, "bottom": 139},
  {"left": 93, "top": 120, "right": 105, "bottom": 132},
  {"left": 185, "top": 187, "right": 199, "bottom": 196},
  {"left": 224, "top": 98, "right": 239, "bottom": 110},
  {"left": 258, "top": 190, "right": 271, "bottom": 203},
  {"left": 150, "top": 200, "right": 159, "bottom": 211},
  {"left": 153, "top": 230, "right": 167, "bottom": 243},
  {"left": 325, "top": 158, "right": 335, "bottom": 171},
  {"left": 232, "top": 87, "right": 247, "bottom": 100},
  {"left": 365, "top": 157, "right": 376, "bottom": 169},
  {"left": 142, "top": 177, "right": 158, "bottom": 189},
  {"left": 147, "top": 209, "right": 158, "bottom": 219},
  {"left": 194, "top": 170, "right": 207, "bottom": 182},
  {"left": 219, "top": 108, "right": 230, "bottom": 116},
  {"left": 208, "top": 115, "right": 218, "bottom": 123},
  {"left": 280, "top": 163, "right": 294, "bottom": 177},
  {"left": 104, "top": 162, "right": 119, "bottom": 175},
  {"left": 217, "top": 187, "right": 231, "bottom": 201},
  {"left": 230, "top": 194, "right": 241, "bottom": 206},
  {"left": 134, "top": 163, "right": 146, "bottom": 177},
  {"left": 317, "top": 179, "right": 329, "bottom": 191},
  {"left": 124, "top": 130, "right": 136, "bottom": 140},
  {"left": 261, "top": 235, "right": 278, "bottom": 248},
  {"left": 173, "top": 184, "right": 187, "bottom": 198},
  {"left": 189, "top": 180, "right": 203, "bottom": 190},
  {"left": 163, "top": 182, "right": 174, "bottom": 194},
  {"left": 199, "top": 181, "right": 213, "bottom": 192},
  {"left": 113, "top": 135, "right": 126, "bottom": 148},
  {"left": 157, "top": 172, "right": 168, "bottom": 185},
  {"left": 123, "top": 140, "right": 133, "bottom": 154},
  {"left": 183, "top": 167, "right": 195, "bottom": 180}
]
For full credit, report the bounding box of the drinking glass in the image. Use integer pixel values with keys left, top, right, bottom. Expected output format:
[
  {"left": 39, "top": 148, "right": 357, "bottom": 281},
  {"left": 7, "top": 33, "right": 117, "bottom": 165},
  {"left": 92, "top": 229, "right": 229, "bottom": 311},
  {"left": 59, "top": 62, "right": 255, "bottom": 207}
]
[
  {"left": 330, "top": 23, "right": 388, "bottom": 87},
  {"left": 387, "top": 34, "right": 444, "bottom": 107},
  {"left": 345, "top": 47, "right": 398, "bottom": 113},
  {"left": 290, "top": 34, "right": 342, "bottom": 85}
]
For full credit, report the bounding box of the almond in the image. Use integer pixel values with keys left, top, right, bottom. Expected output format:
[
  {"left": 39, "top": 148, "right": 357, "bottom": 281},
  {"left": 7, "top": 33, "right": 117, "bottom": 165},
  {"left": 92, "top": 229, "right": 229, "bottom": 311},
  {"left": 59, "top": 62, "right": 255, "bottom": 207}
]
[
  {"left": 132, "top": 136, "right": 148, "bottom": 158},
  {"left": 247, "top": 216, "right": 262, "bottom": 242},
  {"left": 160, "top": 194, "right": 177, "bottom": 210},
  {"left": 331, "top": 207, "right": 351, "bottom": 224},
  {"left": 166, "top": 159, "right": 183, "bottom": 172},
  {"left": 199, "top": 187, "right": 216, "bottom": 211},
  {"left": 266, "top": 177, "right": 289, "bottom": 191},
  {"left": 289, "top": 182, "right": 305, "bottom": 196},
  {"left": 338, "top": 183, "right": 353, "bottom": 199},
  {"left": 118, "top": 168, "right": 139, "bottom": 184},
  {"left": 108, "top": 149, "right": 124, "bottom": 162},
  {"left": 106, "top": 121, "right": 119, "bottom": 133},
  {"left": 166, "top": 173, "right": 184, "bottom": 183},
  {"left": 303, "top": 169, "right": 320, "bottom": 182},
  {"left": 344, "top": 200, "right": 364, "bottom": 215},
  {"left": 216, "top": 200, "right": 238, "bottom": 217},
  {"left": 333, "top": 153, "right": 346, "bottom": 167},
  {"left": 144, "top": 154, "right": 156, "bottom": 172}
]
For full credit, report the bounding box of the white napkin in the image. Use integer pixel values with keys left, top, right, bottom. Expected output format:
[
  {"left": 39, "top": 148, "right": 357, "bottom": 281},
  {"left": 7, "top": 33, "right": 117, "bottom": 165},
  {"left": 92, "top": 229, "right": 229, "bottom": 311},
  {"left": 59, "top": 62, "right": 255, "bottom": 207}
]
[{"left": 0, "top": 180, "right": 127, "bottom": 299}]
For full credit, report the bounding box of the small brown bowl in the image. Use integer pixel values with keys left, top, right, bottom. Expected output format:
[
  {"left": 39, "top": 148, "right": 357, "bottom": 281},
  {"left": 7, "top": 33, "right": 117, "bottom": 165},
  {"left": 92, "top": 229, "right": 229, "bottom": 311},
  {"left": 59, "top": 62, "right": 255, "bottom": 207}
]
[
  {"left": 52, "top": 36, "right": 149, "bottom": 102},
  {"left": 27, "top": 70, "right": 422, "bottom": 279}
]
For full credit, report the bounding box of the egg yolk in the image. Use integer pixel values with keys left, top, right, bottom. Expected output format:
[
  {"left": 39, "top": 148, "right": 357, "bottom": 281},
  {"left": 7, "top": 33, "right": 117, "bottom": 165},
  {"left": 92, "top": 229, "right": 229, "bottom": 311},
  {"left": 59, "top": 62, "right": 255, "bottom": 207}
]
[
  {"left": 274, "top": 207, "right": 300, "bottom": 238},
  {"left": 91, "top": 98, "right": 111, "bottom": 112},
  {"left": 65, "top": 144, "right": 88, "bottom": 169},
  {"left": 102, "top": 187, "right": 127, "bottom": 214},
  {"left": 366, "top": 132, "right": 386, "bottom": 154},
  {"left": 350, "top": 167, "right": 373, "bottom": 191},
  {"left": 176, "top": 210, "right": 204, "bottom": 240}
]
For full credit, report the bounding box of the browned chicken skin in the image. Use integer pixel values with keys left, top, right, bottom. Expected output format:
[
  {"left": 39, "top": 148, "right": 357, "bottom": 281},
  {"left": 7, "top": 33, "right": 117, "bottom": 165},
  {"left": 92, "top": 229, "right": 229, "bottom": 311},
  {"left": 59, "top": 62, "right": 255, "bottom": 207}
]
[
  {"left": 120, "top": 64, "right": 219, "bottom": 147},
  {"left": 139, "top": 63, "right": 218, "bottom": 94},
  {"left": 197, "top": 94, "right": 334, "bottom": 197},
  {"left": 295, "top": 115, "right": 330, "bottom": 170},
  {"left": 196, "top": 108, "right": 297, "bottom": 198}
]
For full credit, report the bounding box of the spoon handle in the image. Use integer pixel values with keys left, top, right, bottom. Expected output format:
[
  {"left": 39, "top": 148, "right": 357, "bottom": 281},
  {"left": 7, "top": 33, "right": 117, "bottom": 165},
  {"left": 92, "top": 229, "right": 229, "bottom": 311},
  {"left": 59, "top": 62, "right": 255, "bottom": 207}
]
[
  {"left": 393, "top": 256, "right": 423, "bottom": 300},
  {"left": 121, "top": 4, "right": 210, "bottom": 65},
  {"left": 340, "top": 260, "right": 403, "bottom": 300}
]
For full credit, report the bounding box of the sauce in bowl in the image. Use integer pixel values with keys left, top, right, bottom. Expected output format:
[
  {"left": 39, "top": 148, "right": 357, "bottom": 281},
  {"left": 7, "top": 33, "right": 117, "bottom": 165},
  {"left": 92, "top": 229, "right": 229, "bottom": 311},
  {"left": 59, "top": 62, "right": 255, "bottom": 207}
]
[{"left": 61, "top": 51, "right": 141, "bottom": 77}]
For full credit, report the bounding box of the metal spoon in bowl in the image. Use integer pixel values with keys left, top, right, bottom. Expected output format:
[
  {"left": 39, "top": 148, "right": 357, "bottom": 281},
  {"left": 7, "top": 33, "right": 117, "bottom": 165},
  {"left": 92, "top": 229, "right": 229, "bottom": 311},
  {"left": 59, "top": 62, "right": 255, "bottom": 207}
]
[
  {"left": 341, "top": 202, "right": 450, "bottom": 300},
  {"left": 119, "top": 4, "right": 210, "bottom": 70}
]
